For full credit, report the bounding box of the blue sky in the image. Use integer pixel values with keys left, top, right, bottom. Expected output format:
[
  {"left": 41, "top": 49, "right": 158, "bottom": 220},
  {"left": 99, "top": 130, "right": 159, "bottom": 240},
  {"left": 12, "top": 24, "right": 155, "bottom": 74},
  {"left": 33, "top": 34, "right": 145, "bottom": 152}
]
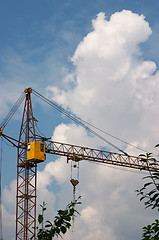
[
  {"left": 1, "top": 1, "right": 159, "bottom": 240},
  {"left": 1, "top": 1, "right": 159, "bottom": 88}
]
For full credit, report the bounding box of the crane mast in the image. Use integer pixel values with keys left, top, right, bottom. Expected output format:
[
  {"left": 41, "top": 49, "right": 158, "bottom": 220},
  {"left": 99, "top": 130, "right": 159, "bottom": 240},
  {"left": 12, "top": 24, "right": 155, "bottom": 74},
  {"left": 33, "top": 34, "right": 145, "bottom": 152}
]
[
  {"left": 0, "top": 88, "right": 159, "bottom": 240},
  {"left": 16, "top": 88, "right": 37, "bottom": 240}
]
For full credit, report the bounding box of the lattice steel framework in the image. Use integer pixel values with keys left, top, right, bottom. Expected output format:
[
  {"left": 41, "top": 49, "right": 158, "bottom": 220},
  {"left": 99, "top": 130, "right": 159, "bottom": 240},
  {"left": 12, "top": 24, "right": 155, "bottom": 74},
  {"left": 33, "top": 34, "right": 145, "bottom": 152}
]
[
  {"left": 45, "top": 140, "right": 159, "bottom": 172},
  {"left": 16, "top": 89, "right": 37, "bottom": 240}
]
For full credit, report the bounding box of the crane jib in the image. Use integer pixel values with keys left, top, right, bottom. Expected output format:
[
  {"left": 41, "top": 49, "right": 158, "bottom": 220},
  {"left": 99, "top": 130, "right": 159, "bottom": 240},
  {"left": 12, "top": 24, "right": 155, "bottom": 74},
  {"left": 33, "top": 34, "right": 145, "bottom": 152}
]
[{"left": 45, "top": 140, "right": 159, "bottom": 172}]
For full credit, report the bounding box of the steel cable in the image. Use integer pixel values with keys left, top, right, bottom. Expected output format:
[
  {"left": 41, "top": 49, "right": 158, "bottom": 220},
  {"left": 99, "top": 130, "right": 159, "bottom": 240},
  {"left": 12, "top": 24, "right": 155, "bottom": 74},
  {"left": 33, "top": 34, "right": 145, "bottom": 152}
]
[
  {"left": 0, "top": 92, "right": 25, "bottom": 129},
  {"left": 32, "top": 89, "right": 157, "bottom": 155},
  {"left": 32, "top": 89, "right": 129, "bottom": 155}
]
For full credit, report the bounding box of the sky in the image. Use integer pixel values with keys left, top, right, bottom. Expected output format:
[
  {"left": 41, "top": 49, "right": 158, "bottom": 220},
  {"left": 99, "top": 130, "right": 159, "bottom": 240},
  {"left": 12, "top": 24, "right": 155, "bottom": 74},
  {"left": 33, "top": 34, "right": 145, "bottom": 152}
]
[{"left": 0, "top": 0, "right": 159, "bottom": 239}]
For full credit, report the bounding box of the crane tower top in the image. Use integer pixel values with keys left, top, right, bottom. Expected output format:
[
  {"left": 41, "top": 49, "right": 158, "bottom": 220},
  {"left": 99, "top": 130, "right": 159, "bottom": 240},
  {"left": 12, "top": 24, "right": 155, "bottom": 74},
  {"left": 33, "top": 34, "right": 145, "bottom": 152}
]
[{"left": 24, "top": 87, "right": 32, "bottom": 95}]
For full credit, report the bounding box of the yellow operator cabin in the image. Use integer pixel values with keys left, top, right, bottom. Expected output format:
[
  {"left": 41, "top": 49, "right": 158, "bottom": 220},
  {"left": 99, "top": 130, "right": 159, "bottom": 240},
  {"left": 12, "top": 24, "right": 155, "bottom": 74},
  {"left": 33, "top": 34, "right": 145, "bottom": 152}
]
[{"left": 27, "top": 141, "right": 46, "bottom": 163}]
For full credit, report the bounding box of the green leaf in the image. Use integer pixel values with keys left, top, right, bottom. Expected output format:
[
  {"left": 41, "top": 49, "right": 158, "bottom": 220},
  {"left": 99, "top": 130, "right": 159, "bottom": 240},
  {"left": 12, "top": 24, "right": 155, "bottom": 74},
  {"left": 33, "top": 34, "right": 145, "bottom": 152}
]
[
  {"left": 66, "top": 222, "right": 71, "bottom": 228},
  {"left": 69, "top": 208, "right": 75, "bottom": 216},
  {"left": 55, "top": 219, "right": 62, "bottom": 227},
  {"left": 144, "top": 182, "right": 152, "bottom": 188},
  {"left": 148, "top": 190, "right": 157, "bottom": 196},
  {"left": 55, "top": 227, "right": 60, "bottom": 234},
  {"left": 38, "top": 214, "right": 44, "bottom": 224},
  {"left": 140, "top": 159, "right": 148, "bottom": 163},
  {"left": 46, "top": 220, "right": 53, "bottom": 226},
  {"left": 58, "top": 209, "right": 68, "bottom": 216},
  {"left": 140, "top": 196, "right": 145, "bottom": 201},
  {"left": 61, "top": 226, "right": 67, "bottom": 234},
  {"left": 50, "top": 227, "right": 55, "bottom": 236},
  {"left": 45, "top": 223, "right": 52, "bottom": 228},
  {"left": 43, "top": 207, "right": 46, "bottom": 212}
]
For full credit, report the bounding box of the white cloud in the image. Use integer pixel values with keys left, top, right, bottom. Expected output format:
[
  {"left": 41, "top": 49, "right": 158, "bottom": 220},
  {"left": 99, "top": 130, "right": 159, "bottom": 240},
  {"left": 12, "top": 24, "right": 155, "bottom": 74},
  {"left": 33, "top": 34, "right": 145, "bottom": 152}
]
[
  {"left": 2, "top": 205, "right": 15, "bottom": 240},
  {"left": 47, "top": 10, "right": 159, "bottom": 153},
  {"left": 79, "top": 206, "right": 117, "bottom": 240},
  {"left": 2, "top": 179, "right": 16, "bottom": 214},
  {"left": 45, "top": 10, "right": 159, "bottom": 240},
  {"left": 72, "top": 11, "right": 151, "bottom": 62},
  {"left": 52, "top": 123, "right": 99, "bottom": 147},
  {"left": 43, "top": 157, "right": 69, "bottom": 184}
]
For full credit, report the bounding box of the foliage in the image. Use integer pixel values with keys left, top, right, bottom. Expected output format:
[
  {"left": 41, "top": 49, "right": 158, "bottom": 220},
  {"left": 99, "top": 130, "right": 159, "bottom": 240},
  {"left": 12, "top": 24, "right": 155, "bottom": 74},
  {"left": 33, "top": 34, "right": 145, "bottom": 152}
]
[
  {"left": 142, "top": 219, "right": 159, "bottom": 240},
  {"left": 136, "top": 146, "right": 159, "bottom": 240},
  {"left": 31, "top": 196, "right": 82, "bottom": 240},
  {"left": 136, "top": 152, "right": 159, "bottom": 210}
]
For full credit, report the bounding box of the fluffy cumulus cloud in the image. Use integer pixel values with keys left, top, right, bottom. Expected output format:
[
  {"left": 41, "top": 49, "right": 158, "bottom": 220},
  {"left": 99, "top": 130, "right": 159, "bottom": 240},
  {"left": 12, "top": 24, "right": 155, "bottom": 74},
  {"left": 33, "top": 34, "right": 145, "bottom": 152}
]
[
  {"left": 48, "top": 10, "right": 159, "bottom": 153},
  {"left": 1, "top": 180, "right": 16, "bottom": 240},
  {"left": 52, "top": 123, "right": 100, "bottom": 147},
  {"left": 45, "top": 10, "right": 159, "bottom": 240},
  {"left": 2, "top": 10, "right": 159, "bottom": 240}
]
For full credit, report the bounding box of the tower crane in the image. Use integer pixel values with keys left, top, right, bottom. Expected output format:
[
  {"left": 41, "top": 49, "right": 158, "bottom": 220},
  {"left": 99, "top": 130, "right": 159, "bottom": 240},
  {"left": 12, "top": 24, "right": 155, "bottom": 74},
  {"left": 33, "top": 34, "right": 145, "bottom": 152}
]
[{"left": 0, "top": 88, "right": 159, "bottom": 240}]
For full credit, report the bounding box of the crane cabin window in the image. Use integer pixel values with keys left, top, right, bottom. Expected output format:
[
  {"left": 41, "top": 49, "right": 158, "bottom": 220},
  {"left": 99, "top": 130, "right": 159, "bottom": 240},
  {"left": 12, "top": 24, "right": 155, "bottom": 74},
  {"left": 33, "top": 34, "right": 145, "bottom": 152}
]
[
  {"left": 28, "top": 144, "right": 31, "bottom": 151},
  {"left": 41, "top": 143, "right": 44, "bottom": 152}
]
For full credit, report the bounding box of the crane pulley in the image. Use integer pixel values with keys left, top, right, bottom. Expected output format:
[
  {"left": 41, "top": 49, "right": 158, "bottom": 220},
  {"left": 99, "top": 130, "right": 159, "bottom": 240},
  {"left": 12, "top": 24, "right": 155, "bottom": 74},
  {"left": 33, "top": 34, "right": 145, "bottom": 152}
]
[{"left": 0, "top": 87, "right": 159, "bottom": 240}]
